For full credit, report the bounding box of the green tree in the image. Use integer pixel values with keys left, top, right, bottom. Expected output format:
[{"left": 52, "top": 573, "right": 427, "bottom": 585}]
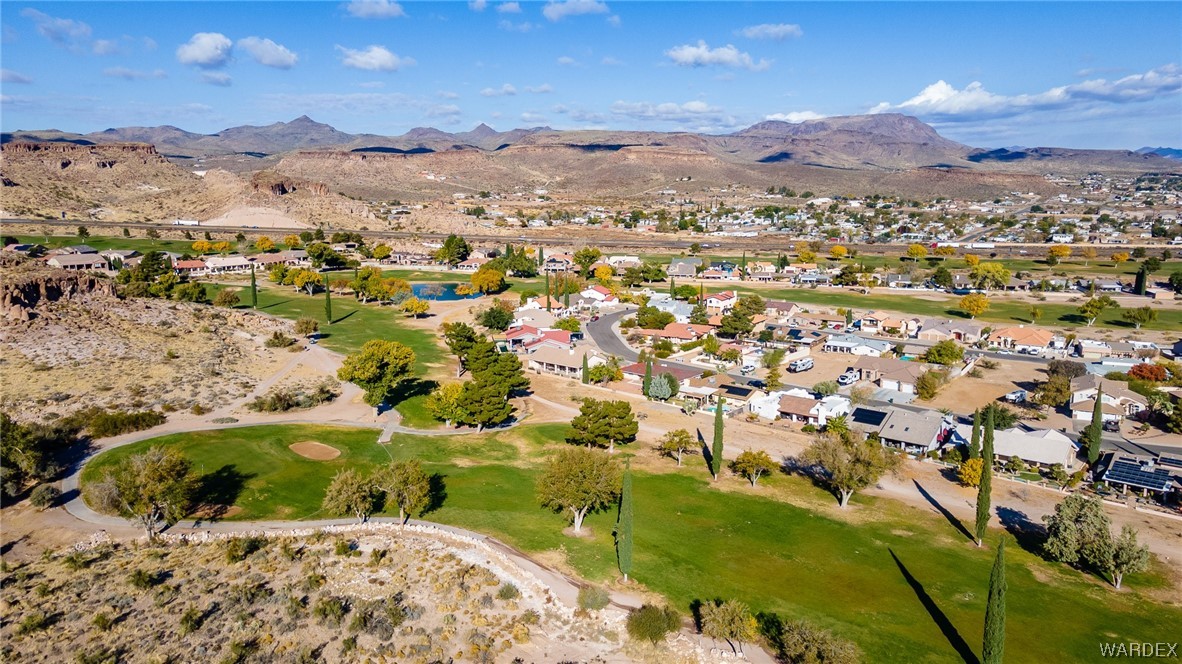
[
  {"left": 321, "top": 468, "right": 382, "bottom": 523},
  {"left": 569, "top": 399, "right": 639, "bottom": 453},
  {"left": 250, "top": 265, "right": 258, "bottom": 309},
  {"left": 700, "top": 600, "right": 758, "bottom": 656},
  {"left": 372, "top": 460, "right": 431, "bottom": 524},
  {"left": 1078, "top": 295, "right": 1117, "bottom": 326},
  {"left": 626, "top": 605, "right": 680, "bottom": 645},
  {"left": 689, "top": 303, "right": 710, "bottom": 325},
  {"left": 1120, "top": 306, "right": 1157, "bottom": 330},
  {"left": 554, "top": 317, "right": 582, "bottom": 333},
  {"left": 657, "top": 429, "right": 695, "bottom": 466},
  {"left": 213, "top": 289, "right": 240, "bottom": 308},
  {"left": 969, "top": 262, "right": 1011, "bottom": 290},
  {"left": 458, "top": 378, "right": 513, "bottom": 432},
  {"left": 916, "top": 370, "right": 946, "bottom": 400},
  {"left": 801, "top": 430, "right": 901, "bottom": 508},
  {"left": 581, "top": 354, "right": 589, "bottom": 384},
  {"left": 573, "top": 247, "right": 603, "bottom": 276},
  {"left": 1042, "top": 493, "right": 1113, "bottom": 571},
  {"left": 1108, "top": 524, "right": 1149, "bottom": 589},
  {"left": 424, "top": 382, "right": 467, "bottom": 428},
  {"left": 642, "top": 360, "right": 653, "bottom": 396},
  {"left": 88, "top": 447, "right": 199, "bottom": 539},
  {"left": 975, "top": 407, "right": 994, "bottom": 546},
  {"left": 701, "top": 334, "right": 721, "bottom": 356},
  {"left": 1081, "top": 388, "right": 1104, "bottom": 466},
  {"left": 982, "top": 540, "right": 1007, "bottom": 664},
  {"left": 466, "top": 341, "right": 529, "bottom": 395},
  {"left": 1169, "top": 270, "right": 1182, "bottom": 294},
  {"left": 536, "top": 446, "right": 621, "bottom": 534},
  {"left": 336, "top": 340, "right": 417, "bottom": 407},
  {"left": 922, "top": 340, "right": 965, "bottom": 366},
  {"left": 731, "top": 450, "right": 777, "bottom": 487},
  {"left": 616, "top": 462, "right": 633, "bottom": 582},
  {"left": 441, "top": 322, "right": 482, "bottom": 377},
  {"left": 435, "top": 234, "right": 471, "bottom": 266},
  {"left": 968, "top": 409, "right": 981, "bottom": 459},
  {"left": 324, "top": 283, "right": 333, "bottom": 324},
  {"left": 295, "top": 317, "right": 319, "bottom": 337},
  {"left": 1034, "top": 375, "right": 1072, "bottom": 409},
  {"left": 711, "top": 397, "right": 726, "bottom": 480}
]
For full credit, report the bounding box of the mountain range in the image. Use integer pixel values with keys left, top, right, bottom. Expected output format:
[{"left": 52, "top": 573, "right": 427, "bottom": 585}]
[{"left": 3, "top": 114, "right": 1178, "bottom": 174}]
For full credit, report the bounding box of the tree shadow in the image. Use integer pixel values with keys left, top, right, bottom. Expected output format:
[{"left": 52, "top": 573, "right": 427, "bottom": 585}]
[
  {"left": 193, "top": 465, "right": 255, "bottom": 520},
  {"left": 423, "top": 473, "right": 448, "bottom": 516},
  {"left": 329, "top": 309, "right": 358, "bottom": 326},
  {"left": 945, "top": 309, "right": 972, "bottom": 320},
  {"left": 889, "top": 549, "right": 979, "bottom": 664},
  {"left": 388, "top": 378, "right": 439, "bottom": 406},
  {"left": 696, "top": 428, "right": 714, "bottom": 478},
  {"left": 996, "top": 506, "right": 1047, "bottom": 557},
  {"left": 781, "top": 455, "right": 840, "bottom": 501},
  {"left": 260, "top": 299, "right": 293, "bottom": 310},
  {"left": 914, "top": 480, "right": 974, "bottom": 542},
  {"left": 755, "top": 611, "right": 787, "bottom": 658}
]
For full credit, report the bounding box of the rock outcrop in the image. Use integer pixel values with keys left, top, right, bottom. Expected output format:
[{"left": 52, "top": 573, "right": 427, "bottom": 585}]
[{"left": 0, "top": 266, "right": 118, "bottom": 323}]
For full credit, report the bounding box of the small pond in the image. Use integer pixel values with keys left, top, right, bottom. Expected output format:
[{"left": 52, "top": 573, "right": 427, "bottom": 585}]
[{"left": 412, "top": 282, "right": 481, "bottom": 301}]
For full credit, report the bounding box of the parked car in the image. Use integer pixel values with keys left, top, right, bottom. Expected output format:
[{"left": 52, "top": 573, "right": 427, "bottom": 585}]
[
  {"left": 1003, "top": 389, "right": 1026, "bottom": 403},
  {"left": 789, "top": 357, "right": 814, "bottom": 373},
  {"left": 1103, "top": 419, "right": 1120, "bottom": 432},
  {"left": 837, "top": 370, "right": 859, "bottom": 386}
]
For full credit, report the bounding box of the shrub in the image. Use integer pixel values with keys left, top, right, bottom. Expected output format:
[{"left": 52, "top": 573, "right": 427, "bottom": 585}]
[
  {"left": 1128, "top": 363, "right": 1167, "bottom": 382},
  {"left": 800, "top": 424, "right": 817, "bottom": 433},
  {"left": 265, "top": 331, "right": 296, "bottom": 348},
  {"left": 957, "top": 458, "right": 984, "bottom": 487},
  {"left": 497, "top": 583, "right": 521, "bottom": 601},
  {"left": 127, "top": 569, "right": 163, "bottom": 590},
  {"left": 17, "top": 611, "right": 51, "bottom": 635},
  {"left": 224, "top": 536, "right": 267, "bottom": 563},
  {"left": 626, "top": 604, "right": 680, "bottom": 644},
  {"left": 246, "top": 380, "right": 339, "bottom": 412},
  {"left": 213, "top": 290, "right": 240, "bottom": 308},
  {"left": 179, "top": 605, "right": 202, "bottom": 635},
  {"left": 91, "top": 612, "right": 113, "bottom": 632},
  {"left": 313, "top": 597, "right": 349, "bottom": 626},
  {"left": 577, "top": 585, "right": 611, "bottom": 611},
  {"left": 72, "top": 408, "right": 166, "bottom": 438},
  {"left": 29, "top": 484, "right": 60, "bottom": 509},
  {"left": 768, "top": 618, "right": 862, "bottom": 664}
]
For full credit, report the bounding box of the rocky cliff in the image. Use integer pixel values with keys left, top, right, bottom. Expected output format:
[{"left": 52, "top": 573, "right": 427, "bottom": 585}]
[{"left": 0, "top": 265, "right": 118, "bottom": 323}]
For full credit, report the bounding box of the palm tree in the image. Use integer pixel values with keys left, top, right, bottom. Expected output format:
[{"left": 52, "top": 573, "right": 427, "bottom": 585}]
[{"left": 824, "top": 414, "right": 849, "bottom": 436}]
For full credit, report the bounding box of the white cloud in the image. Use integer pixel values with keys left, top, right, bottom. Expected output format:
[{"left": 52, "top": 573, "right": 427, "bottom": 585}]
[
  {"left": 200, "top": 72, "right": 232, "bottom": 86},
  {"left": 21, "top": 9, "right": 91, "bottom": 44},
  {"left": 480, "top": 83, "right": 518, "bottom": 97},
  {"left": 601, "top": 56, "right": 623, "bottom": 66},
  {"left": 358, "top": 81, "right": 385, "bottom": 89},
  {"left": 238, "top": 37, "right": 298, "bottom": 69},
  {"left": 103, "top": 67, "right": 167, "bottom": 81},
  {"left": 765, "top": 111, "right": 824, "bottom": 123},
  {"left": 336, "top": 45, "right": 415, "bottom": 71},
  {"left": 542, "top": 0, "right": 609, "bottom": 22},
  {"left": 426, "top": 104, "right": 462, "bottom": 118},
  {"left": 665, "top": 41, "right": 770, "bottom": 71},
  {"left": 438, "top": 90, "right": 460, "bottom": 99},
  {"left": 738, "top": 23, "right": 803, "bottom": 40},
  {"left": 142, "top": 37, "right": 158, "bottom": 51},
  {"left": 524, "top": 84, "right": 553, "bottom": 93},
  {"left": 611, "top": 99, "right": 728, "bottom": 122},
  {"left": 496, "top": 2, "right": 522, "bottom": 13},
  {"left": 498, "top": 20, "right": 536, "bottom": 32},
  {"left": 346, "top": 0, "right": 406, "bottom": 19},
  {"left": 92, "top": 39, "right": 121, "bottom": 55},
  {"left": 521, "top": 112, "right": 548, "bottom": 124},
  {"left": 607, "top": 14, "right": 621, "bottom": 27},
  {"left": 1, "top": 69, "right": 33, "bottom": 84},
  {"left": 468, "top": 0, "right": 488, "bottom": 10},
  {"left": 557, "top": 56, "right": 578, "bottom": 66},
  {"left": 176, "top": 32, "right": 233, "bottom": 68},
  {"left": 870, "top": 64, "right": 1182, "bottom": 121}
]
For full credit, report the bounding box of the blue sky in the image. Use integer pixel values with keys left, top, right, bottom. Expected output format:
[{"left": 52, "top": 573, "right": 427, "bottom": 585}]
[{"left": 2, "top": 1, "right": 1179, "bottom": 148}]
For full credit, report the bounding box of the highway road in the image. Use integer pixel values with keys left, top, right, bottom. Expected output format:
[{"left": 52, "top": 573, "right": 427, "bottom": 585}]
[{"left": 3, "top": 217, "right": 1174, "bottom": 255}]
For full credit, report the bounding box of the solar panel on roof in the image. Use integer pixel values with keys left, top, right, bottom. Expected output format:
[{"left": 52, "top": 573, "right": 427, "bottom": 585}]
[
  {"left": 851, "top": 408, "right": 887, "bottom": 427},
  {"left": 1103, "top": 460, "right": 1172, "bottom": 492},
  {"left": 1156, "top": 456, "right": 1182, "bottom": 469}
]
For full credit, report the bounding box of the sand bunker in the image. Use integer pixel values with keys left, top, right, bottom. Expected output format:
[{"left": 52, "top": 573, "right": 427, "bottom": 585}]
[{"left": 289, "top": 441, "right": 341, "bottom": 460}]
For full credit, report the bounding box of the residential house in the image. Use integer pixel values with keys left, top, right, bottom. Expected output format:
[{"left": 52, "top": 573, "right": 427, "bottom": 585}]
[
  {"left": 876, "top": 408, "right": 952, "bottom": 455},
  {"left": 580, "top": 284, "right": 615, "bottom": 302},
  {"left": 511, "top": 308, "right": 559, "bottom": 330},
  {"left": 950, "top": 424, "right": 1078, "bottom": 470},
  {"left": 699, "top": 269, "right": 732, "bottom": 280},
  {"left": 541, "top": 254, "right": 574, "bottom": 273},
  {"left": 2, "top": 243, "right": 44, "bottom": 256},
  {"left": 990, "top": 325, "right": 1055, "bottom": 353},
  {"left": 853, "top": 356, "right": 927, "bottom": 393},
  {"left": 99, "top": 249, "right": 139, "bottom": 266},
  {"left": 649, "top": 296, "right": 695, "bottom": 323},
  {"left": 704, "top": 291, "right": 737, "bottom": 314},
  {"left": 606, "top": 255, "right": 641, "bottom": 268},
  {"left": 526, "top": 345, "right": 604, "bottom": 378},
  {"left": 173, "top": 259, "right": 208, "bottom": 276},
  {"left": 60, "top": 244, "right": 98, "bottom": 255},
  {"left": 918, "top": 319, "right": 986, "bottom": 344},
  {"left": 47, "top": 254, "right": 108, "bottom": 271},
  {"left": 455, "top": 256, "right": 489, "bottom": 272},
  {"left": 1101, "top": 452, "right": 1181, "bottom": 500},
  {"left": 204, "top": 255, "right": 254, "bottom": 274},
  {"left": 521, "top": 330, "right": 573, "bottom": 354},
  {"left": 621, "top": 361, "right": 702, "bottom": 385},
  {"left": 764, "top": 300, "right": 802, "bottom": 320},
  {"left": 520, "top": 295, "right": 567, "bottom": 314},
  {"left": 886, "top": 274, "right": 915, "bottom": 289},
  {"left": 792, "top": 311, "right": 847, "bottom": 330},
  {"left": 1068, "top": 374, "right": 1148, "bottom": 421},
  {"left": 823, "top": 334, "right": 894, "bottom": 357},
  {"left": 682, "top": 375, "right": 764, "bottom": 409},
  {"left": 667, "top": 259, "right": 700, "bottom": 278},
  {"left": 776, "top": 394, "right": 851, "bottom": 427},
  {"left": 764, "top": 325, "right": 828, "bottom": 347}
]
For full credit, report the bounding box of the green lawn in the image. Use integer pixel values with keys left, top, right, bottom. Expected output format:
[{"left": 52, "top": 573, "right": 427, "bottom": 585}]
[
  {"left": 729, "top": 284, "right": 1182, "bottom": 331},
  {"left": 81, "top": 423, "right": 1182, "bottom": 663},
  {"left": 14, "top": 233, "right": 201, "bottom": 255},
  {"left": 204, "top": 283, "right": 445, "bottom": 372}
]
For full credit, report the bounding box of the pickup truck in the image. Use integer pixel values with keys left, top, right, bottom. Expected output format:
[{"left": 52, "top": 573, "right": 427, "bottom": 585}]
[{"left": 1003, "top": 389, "right": 1027, "bottom": 403}]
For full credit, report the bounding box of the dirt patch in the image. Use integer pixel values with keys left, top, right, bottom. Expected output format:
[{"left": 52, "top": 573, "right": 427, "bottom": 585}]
[
  {"left": 191, "top": 504, "right": 244, "bottom": 519},
  {"left": 288, "top": 440, "right": 341, "bottom": 460}
]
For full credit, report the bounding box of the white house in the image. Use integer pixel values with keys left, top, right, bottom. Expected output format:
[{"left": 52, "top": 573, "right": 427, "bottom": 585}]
[
  {"left": 951, "top": 424, "right": 1078, "bottom": 470},
  {"left": 1068, "top": 374, "right": 1148, "bottom": 422},
  {"left": 204, "top": 255, "right": 254, "bottom": 274},
  {"left": 822, "top": 334, "right": 893, "bottom": 357},
  {"left": 704, "top": 291, "right": 737, "bottom": 314}
]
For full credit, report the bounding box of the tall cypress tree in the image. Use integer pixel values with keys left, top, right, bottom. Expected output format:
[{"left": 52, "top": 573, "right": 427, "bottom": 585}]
[
  {"left": 975, "top": 408, "right": 994, "bottom": 546},
  {"left": 581, "top": 354, "right": 589, "bottom": 384},
  {"left": 617, "top": 461, "right": 634, "bottom": 582},
  {"left": 968, "top": 409, "right": 981, "bottom": 459},
  {"left": 1086, "top": 388, "right": 1104, "bottom": 466},
  {"left": 669, "top": 276, "right": 675, "bottom": 297},
  {"left": 982, "top": 540, "right": 1007, "bottom": 664},
  {"left": 537, "top": 246, "right": 544, "bottom": 267},
  {"left": 1134, "top": 266, "right": 1147, "bottom": 295},
  {"left": 249, "top": 264, "right": 258, "bottom": 309},
  {"left": 642, "top": 360, "right": 653, "bottom": 397},
  {"left": 324, "top": 283, "right": 332, "bottom": 324},
  {"left": 699, "top": 282, "right": 705, "bottom": 301},
  {"left": 545, "top": 272, "right": 552, "bottom": 312},
  {"left": 711, "top": 397, "right": 725, "bottom": 481},
  {"left": 563, "top": 288, "right": 570, "bottom": 310}
]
